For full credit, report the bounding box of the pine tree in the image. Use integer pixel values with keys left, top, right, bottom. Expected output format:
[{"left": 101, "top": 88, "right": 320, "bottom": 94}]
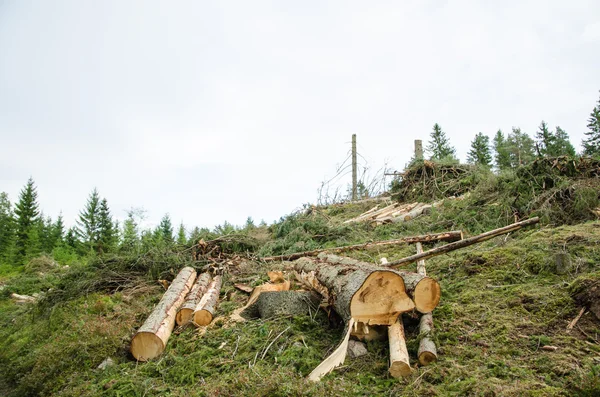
[
  {"left": 426, "top": 123, "right": 457, "bottom": 161},
  {"left": 159, "top": 214, "right": 173, "bottom": 243},
  {"left": 121, "top": 212, "right": 139, "bottom": 252},
  {"left": 493, "top": 130, "right": 511, "bottom": 171},
  {"left": 14, "top": 178, "right": 40, "bottom": 261},
  {"left": 467, "top": 133, "right": 492, "bottom": 167},
  {"left": 188, "top": 226, "right": 201, "bottom": 246},
  {"left": 582, "top": 92, "right": 600, "bottom": 156},
  {"left": 506, "top": 128, "right": 535, "bottom": 167},
  {"left": 554, "top": 127, "right": 576, "bottom": 156},
  {"left": 176, "top": 223, "right": 186, "bottom": 246},
  {"left": 98, "top": 198, "right": 116, "bottom": 253},
  {"left": 0, "top": 192, "right": 15, "bottom": 262},
  {"left": 535, "top": 121, "right": 558, "bottom": 156},
  {"left": 50, "top": 213, "right": 65, "bottom": 248},
  {"left": 76, "top": 188, "right": 101, "bottom": 253},
  {"left": 65, "top": 227, "right": 79, "bottom": 249}
]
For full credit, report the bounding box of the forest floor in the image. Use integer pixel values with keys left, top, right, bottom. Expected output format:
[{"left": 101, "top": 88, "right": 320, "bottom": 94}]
[{"left": 1, "top": 195, "right": 600, "bottom": 396}]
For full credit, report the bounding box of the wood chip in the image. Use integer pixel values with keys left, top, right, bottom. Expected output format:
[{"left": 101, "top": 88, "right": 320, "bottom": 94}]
[
  {"left": 234, "top": 283, "right": 253, "bottom": 293},
  {"left": 541, "top": 345, "right": 558, "bottom": 352}
]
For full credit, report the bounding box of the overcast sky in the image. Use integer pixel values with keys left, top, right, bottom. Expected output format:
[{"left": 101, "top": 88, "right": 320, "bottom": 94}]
[{"left": 1, "top": 1, "right": 599, "bottom": 231}]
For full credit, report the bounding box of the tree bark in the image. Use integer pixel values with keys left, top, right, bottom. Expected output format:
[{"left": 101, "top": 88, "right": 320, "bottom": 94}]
[
  {"left": 294, "top": 256, "right": 415, "bottom": 325},
  {"left": 261, "top": 231, "right": 463, "bottom": 262},
  {"left": 255, "top": 290, "right": 321, "bottom": 319},
  {"left": 176, "top": 272, "right": 212, "bottom": 325},
  {"left": 415, "top": 242, "right": 438, "bottom": 365},
  {"left": 130, "top": 266, "right": 197, "bottom": 361},
  {"left": 388, "top": 317, "right": 412, "bottom": 377},
  {"left": 387, "top": 217, "right": 540, "bottom": 268},
  {"left": 192, "top": 275, "right": 223, "bottom": 326},
  {"left": 317, "top": 253, "right": 441, "bottom": 314}
]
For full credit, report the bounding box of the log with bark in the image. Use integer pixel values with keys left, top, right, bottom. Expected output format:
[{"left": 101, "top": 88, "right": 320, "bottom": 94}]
[
  {"left": 175, "top": 272, "right": 212, "bottom": 325},
  {"left": 262, "top": 230, "right": 463, "bottom": 262},
  {"left": 130, "top": 266, "right": 197, "bottom": 361},
  {"left": 386, "top": 217, "right": 540, "bottom": 268},
  {"left": 316, "top": 253, "right": 441, "bottom": 314},
  {"left": 415, "top": 242, "right": 438, "bottom": 365},
  {"left": 254, "top": 290, "right": 321, "bottom": 319},
  {"left": 388, "top": 318, "right": 412, "bottom": 377},
  {"left": 192, "top": 275, "right": 223, "bottom": 326}
]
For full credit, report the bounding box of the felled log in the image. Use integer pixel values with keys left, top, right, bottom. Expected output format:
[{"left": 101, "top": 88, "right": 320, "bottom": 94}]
[
  {"left": 10, "top": 293, "right": 37, "bottom": 303},
  {"left": 262, "top": 231, "right": 463, "bottom": 262},
  {"left": 387, "top": 217, "right": 540, "bottom": 268},
  {"left": 317, "top": 253, "right": 441, "bottom": 314},
  {"left": 388, "top": 318, "right": 412, "bottom": 377},
  {"left": 131, "top": 266, "right": 197, "bottom": 361},
  {"left": 253, "top": 290, "right": 321, "bottom": 319},
  {"left": 415, "top": 242, "right": 438, "bottom": 365},
  {"left": 176, "top": 272, "right": 212, "bottom": 325},
  {"left": 294, "top": 256, "right": 416, "bottom": 325},
  {"left": 192, "top": 275, "right": 223, "bottom": 326}
]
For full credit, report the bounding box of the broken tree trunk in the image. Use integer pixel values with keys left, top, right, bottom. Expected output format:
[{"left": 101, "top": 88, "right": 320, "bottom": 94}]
[
  {"left": 388, "top": 317, "right": 412, "bottom": 377},
  {"left": 415, "top": 243, "right": 438, "bottom": 366},
  {"left": 261, "top": 231, "right": 463, "bottom": 262},
  {"left": 255, "top": 290, "right": 321, "bottom": 319},
  {"left": 130, "top": 266, "right": 197, "bottom": 361},
  {"left": 294, "top": 256, "right": 415, "bottom": 325},
  {"left": 192, "top": 275, "right": 223, "bottom": 326},
  {"left": 176, "top": 272, "right": 212, "bottom": 325},
  {"left": 386, "top": 217, "right": 540, "bottom": 268},
  {"left": 317, "top": 253, "right": 441, "bottom": 314}
]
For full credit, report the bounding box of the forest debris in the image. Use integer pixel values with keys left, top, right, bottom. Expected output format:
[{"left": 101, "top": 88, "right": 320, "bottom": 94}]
[
  {"left": 347, "top": 340, "right": 368, "bottom": 358},
  {"left": 541, "top": 345, "right": 559, "bottom": 352},
  {"left": 261, "top": 231, "right": 463, "bottom": 262},
  {"left": 158, "top": 279, "right": 170, "bottom": 290},
  {"left": 11, "top": 293, "right": 37, "bottom": 303},
  {"left": 267, "top": 271, "right": 285, "bottom": 283},
  {"left": 567, "top": 307, "right": 586, "bottom": 331},
  {"left": 234, "top": 283, "right": 253, "bottom": 293},
  {"left": 386, "top": 217, "right": 540, "bottom": 268},
  {"left": 308, "top": 318, "right": 355, "bottom": 382}
]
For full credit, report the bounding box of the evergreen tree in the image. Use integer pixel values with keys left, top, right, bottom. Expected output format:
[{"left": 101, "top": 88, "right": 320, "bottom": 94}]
[
  {"left": 582, "top": 92, "right": 600, "bottom": 156},
  {"left": 176, "top": 223, "right": 187, "bottom": 246},
  {"left": 98, "top": 198, "right": 116, "bottom": 253},
  {"left": 506, "top": 127, "right": 535, "bottom": 167},
  {"left": 0, "top": 192, "right": 15, "bottom": 262},
  {"left": 121, "top": 212, "right": 139, "bottom": 252},
  {"left": 188, "top": 226, "right": 201, "bottom": 246},
  {"left": 493, "top": 130, "right": 512, "bottom": 171},
  {"left": 65, "top": 227, "right": 79, "bottom": 249},
  {"left": 159, "top": 214, "right": 173, "bottom": 243},
  {"left": 535, "top": 121, "right": 558, "bottom": 156},
  {"left": 76, "top": 188, "right": 101, "bottom": 253},
  {"left": 554, "top": 126, "right": 576, "bottom": 156},
  {"left": 426, "top": 123, "right": 457, "bottom": 161},
  {"left": 50, "top": 213, "right": 65, "bottom": 248},
  {"left": 467, "top": 132, "right": 492, "bottom": 167},
  {"left": 14, "top": 178, "right": 40, "bottom": 260},
  {"left": 35, "top": 213, "right": 54, "bottom": 254}
]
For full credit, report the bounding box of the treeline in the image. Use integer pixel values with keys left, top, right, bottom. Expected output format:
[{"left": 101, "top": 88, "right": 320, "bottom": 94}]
[
  {"left": 424, "top": 91, "right": 600, "bottom": 169},
  {"left": 0, "top": 179, "right": 261, "bottom": 267}
]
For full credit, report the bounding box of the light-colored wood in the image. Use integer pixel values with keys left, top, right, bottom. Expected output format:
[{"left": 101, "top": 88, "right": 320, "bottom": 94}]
[
  {"left": 388, "top": 317, "right": 412, "bottom": 377},
  {"left": 192, "top": 275, "right": 223, "bottom": 326},
  {"left": 295, "top": 256, "right": 415, "bottom": 325},
  {"left": 308, "top": 318, "right": 356, "bottom": 381},
  {"left": 351, "top": 321, "right": 387, "bottom": 342},
  {"left": 261, "top": 231, "right": 463, "bottom": 262},
  {"left": 415, "top": 242, "right": 438, "bottom": 366},
  {"left": 131, "top": 266, "right": 196, "bottom": 361},
  {"left": 10, "top": 293, "right": 36, "bottom": 303},
  {"left": 176, "top": 272, "right": 212, "bottom": 325},
  {"left": 416, "top": 242, "right": 426, "bottom": 276},
  {"left": 567, "top": 307, "right": 586, "bottom": 330},
  {"left": 387, "top": 217, "right": 540, "bottom": 268}
]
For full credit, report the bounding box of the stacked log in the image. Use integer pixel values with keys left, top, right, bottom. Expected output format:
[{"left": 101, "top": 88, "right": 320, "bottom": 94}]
[
  {"left": 176, "top": 272, "right": 212, "bottom": 325},
  {"left": 193, "top": 275, "right": 223, "bottom": 326}
]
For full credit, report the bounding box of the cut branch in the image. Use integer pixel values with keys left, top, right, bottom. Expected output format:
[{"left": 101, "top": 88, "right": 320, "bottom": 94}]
[
  {"left": 131, "top": 266, "right": 197, "bottom": 361},
  {"left": 262, "top": 231, "right": 463, "bottom": 262},
  {"left": 388, "top": 317, "right": 412, "bottom": 377},
  {"left": 386, "top": 217, "right": 540, "bottom": 268}
]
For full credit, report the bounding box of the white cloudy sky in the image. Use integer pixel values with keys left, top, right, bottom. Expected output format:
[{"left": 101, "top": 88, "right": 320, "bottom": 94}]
[{"left": 1, "top": 1, "right": 599, "bottom": 231}]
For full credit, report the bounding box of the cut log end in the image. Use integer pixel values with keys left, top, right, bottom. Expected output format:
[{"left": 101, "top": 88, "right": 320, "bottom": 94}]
[
  {"left": 130, "top": 332, "right": 165, "bottom": 361},
  {"left": 176, "top": 308, "right": 194, "bottom": 326},
  {"left": 414, "top": 278, "right": 441, "bottom": 313},
  {"left": 418, "top": 351, "right": 438, "bottom": 366},
  {"left": 193, "top": 310, "right": 213, "bottom": 326},
  {"left": 389, "top": 361, "right": 412, "bottom": 378},
  {"left": 350, "top": 271, "right": 414, "bottom": 325}
]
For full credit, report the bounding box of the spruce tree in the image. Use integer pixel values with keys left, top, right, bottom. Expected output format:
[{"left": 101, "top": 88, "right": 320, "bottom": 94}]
[
  {"left": 188, "top": 226, "right": 201, "bottom": 246},
  {"left": 426, "top": 123, "right": 456, "bottom": 161},
  {"left": 467, "top": 133, "right": 492, "bottom": 167},
  {"left": 50, "top": 213, "right": 65, "bottom": 248},
  {"left": 493, "top": 130, "right": 511, "bottom": 171},
  {"left": 65, "top": 227, "right": 79, "bottom": 249},
  {"left": 159, "top": 214, "right": 173, "bottom": 243},
  {"left": 76, "top": 188, "right": 101, "bottom": 253},
  {"left": 121, "top": 212, "right": 139, "bottom": 252},
  {"left": 176, "top": 223, "right": 186, "bottom": 246},
  {"left": 98, "top": 198, "right": 115, "bottom": 253},
  {"left": 0, "top": 192, "right": 15, "bottom": 262},
  {"left": 554, "top": 127, "right": 576, "bottom": 156},
  {"left": 507, "top": 128, "right": 535, "bottom": 167},
  {"left": 14, "top": 178, "right": 40, "bottom": 260},
  {"left": 535, "top": 121, "right": 557, "bottom": 156},
  {"left": 582, "top": 92, "right": 600, "bottom": 156}
]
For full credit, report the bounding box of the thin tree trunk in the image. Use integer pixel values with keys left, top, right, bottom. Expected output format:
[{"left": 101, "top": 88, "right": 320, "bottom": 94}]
[{"left": 388, "top": 317, "right": 412, "bottom": 377}]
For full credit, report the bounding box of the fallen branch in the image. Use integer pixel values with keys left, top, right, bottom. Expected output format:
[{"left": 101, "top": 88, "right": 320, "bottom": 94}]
[
  {"left": 386, "top": 218, "right": 540, "bottom": 268},
  {"left": 567, "top": 307, "right": 586, "bottom": 331},
  {"left": 262, "top": 231, "right": 463, "bottom": 262}
]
